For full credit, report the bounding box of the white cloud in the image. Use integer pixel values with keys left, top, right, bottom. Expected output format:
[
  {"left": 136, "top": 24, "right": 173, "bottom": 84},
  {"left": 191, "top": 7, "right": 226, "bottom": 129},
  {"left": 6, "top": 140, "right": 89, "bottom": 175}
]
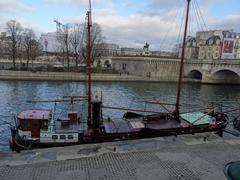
[
  {"left": 45, "top": 0, "right": 111, "bottom": 6},
  {"left": 208, "top": 15, "right": 240, "bottom": 32},
  {"left": 1, "top": 0, "right": 240, "bottom": 52},
  {"left": 0, "top": 0, "right": 34, "bottom": 32},
  {"left": 0, "top": 0, "right": 34, "bottom": 14},
  {"left": 19, "top": 20, "right": 49, "bottom": 36}
]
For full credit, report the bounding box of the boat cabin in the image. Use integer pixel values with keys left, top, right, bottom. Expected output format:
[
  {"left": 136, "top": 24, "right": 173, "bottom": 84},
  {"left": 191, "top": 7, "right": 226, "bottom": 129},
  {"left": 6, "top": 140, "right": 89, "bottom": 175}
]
[{"left": 17, "top": 110, "right": 51, "bottom": 138}]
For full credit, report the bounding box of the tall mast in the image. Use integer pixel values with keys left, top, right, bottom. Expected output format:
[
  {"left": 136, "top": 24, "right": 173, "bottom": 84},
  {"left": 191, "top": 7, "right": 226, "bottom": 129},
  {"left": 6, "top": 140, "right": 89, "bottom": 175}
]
[
  {"left": 175, "top": 0, "right": 191, "bottom": 116},
  {"left": 87, "top": 0, "right": 92, "bottom": 127}
]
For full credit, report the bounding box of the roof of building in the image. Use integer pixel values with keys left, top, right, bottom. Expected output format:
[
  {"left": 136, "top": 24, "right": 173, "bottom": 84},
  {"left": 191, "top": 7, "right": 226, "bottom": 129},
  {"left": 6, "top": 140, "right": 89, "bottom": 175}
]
[{"left": 205, "top": 35, "right": 221, "bottom": 45}]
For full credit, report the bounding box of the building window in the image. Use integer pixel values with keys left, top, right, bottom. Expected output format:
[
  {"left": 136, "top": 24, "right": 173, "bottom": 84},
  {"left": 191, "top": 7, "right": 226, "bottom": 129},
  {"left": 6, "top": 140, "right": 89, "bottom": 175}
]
[
  {"left": 147, "top": 72, "right": 151, "bottom": 78},
  {"left": 122, "top": 64, "right": 126, "bottom": 70}
]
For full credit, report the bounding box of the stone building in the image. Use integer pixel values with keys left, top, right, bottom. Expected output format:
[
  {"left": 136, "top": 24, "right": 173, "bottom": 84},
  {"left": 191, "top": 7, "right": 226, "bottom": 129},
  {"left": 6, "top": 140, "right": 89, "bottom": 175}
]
[
  {"left": 196, "top": 30, "right": 224, "bottom": 42},
  {"left": 221, "top": 31, "right": 240, "bottom": 59},
  {"left": 179, "top": 30, "right": 240, "bottom": 60},
  {"left": 0, "top": 32, "right": 30, "bottom": 60},
  {"left": 235, "top": 38, "right": 240, "bottom": 59},
  {"left": 0, "top": 32, "right": 10, "bottom": 59},
  {"left": 39, "top": 32, "right": 61, "bottom": 53},
  {"left": 198, "top": 35, "right": 222, "bottom": 60},
  {"left": 120, "top": 47, "right": 142, "bottom": 56},
  {"left": 178, "top": 37, "right": 199, "bottom": 60},
  {"left": 96, "top": 43, "right": 120, "bottom": 57},
  {"left": 94, "top": 43, "right": 120, "bottom": 67},
  {"left": 186, "top": 37, "right": 198, "bottom": 59}
]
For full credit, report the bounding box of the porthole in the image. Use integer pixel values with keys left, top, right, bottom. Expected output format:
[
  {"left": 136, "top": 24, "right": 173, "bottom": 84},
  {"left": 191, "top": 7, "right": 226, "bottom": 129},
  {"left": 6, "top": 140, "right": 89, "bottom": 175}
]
[
  {"left": 52, "top": 135, "right": 58, "bottom": 140},
  {"left": 60, "top": 135, "right": 66, "bottom": 140},
  {"left": 68, "top": 135, "right": 74, "bottom": 139}
]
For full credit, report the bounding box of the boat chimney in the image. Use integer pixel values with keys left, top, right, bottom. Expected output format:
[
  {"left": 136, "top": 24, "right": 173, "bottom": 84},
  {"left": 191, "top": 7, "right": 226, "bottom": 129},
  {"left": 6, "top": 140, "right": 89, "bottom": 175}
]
[{"left": 91, "top": 101, "right": 102, "bottom": 130}]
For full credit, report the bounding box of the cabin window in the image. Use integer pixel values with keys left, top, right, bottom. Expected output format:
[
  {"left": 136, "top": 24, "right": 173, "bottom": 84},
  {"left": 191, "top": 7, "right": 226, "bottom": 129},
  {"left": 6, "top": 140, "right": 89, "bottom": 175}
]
[
  {"left": 60, "top": 135, "right": 66, "bottom": 140},
  {"left": 19, "top": 119, "right": 30, "bottom": 130},
  {"left": 41, "top": 120, "right": 48, "bottom": 130},
  {"left": 52, "top": 135, "right": 58, "bottom": 140},
  {"left": 68, "top": 135, "right": 74, "bottom": 139}
]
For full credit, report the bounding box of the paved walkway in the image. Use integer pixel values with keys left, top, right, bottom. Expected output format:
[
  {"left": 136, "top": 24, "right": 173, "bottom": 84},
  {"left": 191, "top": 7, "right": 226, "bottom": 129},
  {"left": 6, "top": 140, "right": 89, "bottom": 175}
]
[{"left": 1, "top": 133, "right": 240, "bottom": 180}]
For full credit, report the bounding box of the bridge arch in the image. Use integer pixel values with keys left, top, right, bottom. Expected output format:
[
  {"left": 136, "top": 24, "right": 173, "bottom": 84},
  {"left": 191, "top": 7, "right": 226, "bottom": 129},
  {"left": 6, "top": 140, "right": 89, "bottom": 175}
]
[
  {"left": 186, "top": 69, "right": 203, "bottom": 80},
  {"left": 211, "top": 69, "right": 240, "bottom": 84}
]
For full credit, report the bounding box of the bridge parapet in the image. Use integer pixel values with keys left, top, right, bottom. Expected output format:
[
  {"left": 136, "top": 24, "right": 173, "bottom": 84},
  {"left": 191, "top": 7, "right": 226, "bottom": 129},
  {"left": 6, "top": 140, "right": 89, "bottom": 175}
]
[{"left": 185, "top": 59, "right": 240, "bottom": 65}]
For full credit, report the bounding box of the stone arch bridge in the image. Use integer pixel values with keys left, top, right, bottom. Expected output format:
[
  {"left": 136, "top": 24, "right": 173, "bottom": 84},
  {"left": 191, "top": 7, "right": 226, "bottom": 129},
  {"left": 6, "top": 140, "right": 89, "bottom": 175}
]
[
  {"left": 184, "top": 60, "right": 240, "bottom": 84},
  {"left": 112, "top": 57, "right": 240, "bottom": 84}
]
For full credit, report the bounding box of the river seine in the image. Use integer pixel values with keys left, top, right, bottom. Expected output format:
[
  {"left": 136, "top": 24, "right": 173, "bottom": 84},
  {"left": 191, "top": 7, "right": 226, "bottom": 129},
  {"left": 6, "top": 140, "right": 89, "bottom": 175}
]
[{"left": 0, "top": 80, "right": 239, "bottom": 151}]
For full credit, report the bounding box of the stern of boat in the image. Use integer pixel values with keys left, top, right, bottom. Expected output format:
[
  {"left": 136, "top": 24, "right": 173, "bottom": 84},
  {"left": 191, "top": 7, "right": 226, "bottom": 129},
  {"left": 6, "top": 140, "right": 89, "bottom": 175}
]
[{"left": 9, "top": 126, "right": 22, "bottom": 152}]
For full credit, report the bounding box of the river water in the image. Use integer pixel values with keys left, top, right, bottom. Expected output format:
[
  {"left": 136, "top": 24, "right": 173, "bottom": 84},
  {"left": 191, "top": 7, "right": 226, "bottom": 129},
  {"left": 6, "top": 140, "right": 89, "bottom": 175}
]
[{"left": 0, "top": 80, "right": 240, "bottom": 151}]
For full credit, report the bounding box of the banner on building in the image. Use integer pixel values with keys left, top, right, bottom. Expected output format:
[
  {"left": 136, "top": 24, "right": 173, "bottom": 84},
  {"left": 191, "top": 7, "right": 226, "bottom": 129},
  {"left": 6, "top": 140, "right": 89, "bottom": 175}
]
[{"left": 221, "top": 39, "right": 236, "bottom": 59}]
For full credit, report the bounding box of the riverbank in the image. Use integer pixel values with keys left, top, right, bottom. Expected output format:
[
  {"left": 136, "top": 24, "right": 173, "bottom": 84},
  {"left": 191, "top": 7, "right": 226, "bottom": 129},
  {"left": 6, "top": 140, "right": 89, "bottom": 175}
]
[
  {"left": 0, "top": 70, "right": 201, "bottom": 83},
  {"left": 0, "top": 132, "right": 240, "bottom": 179}
]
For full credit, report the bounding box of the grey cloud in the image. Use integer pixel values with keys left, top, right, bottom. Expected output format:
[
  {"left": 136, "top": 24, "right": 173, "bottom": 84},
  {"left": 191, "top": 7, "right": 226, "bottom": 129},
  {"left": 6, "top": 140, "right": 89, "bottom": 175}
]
[{"left": 94, "top": 14, "right": 182, "bottom": 51}]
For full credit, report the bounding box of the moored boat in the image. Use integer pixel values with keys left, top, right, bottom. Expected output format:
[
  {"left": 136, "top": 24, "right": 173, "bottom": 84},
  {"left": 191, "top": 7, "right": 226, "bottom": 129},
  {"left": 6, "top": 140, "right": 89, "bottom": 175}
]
[{"left": 9, "top": 102, "right": 228, "bottom": 152}]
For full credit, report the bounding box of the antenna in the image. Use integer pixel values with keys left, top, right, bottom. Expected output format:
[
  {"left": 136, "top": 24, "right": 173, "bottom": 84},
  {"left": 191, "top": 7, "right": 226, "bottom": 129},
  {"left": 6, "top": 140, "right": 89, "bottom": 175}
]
[{"left": 53, "top": 19, "right": 62, "bottom": 32}]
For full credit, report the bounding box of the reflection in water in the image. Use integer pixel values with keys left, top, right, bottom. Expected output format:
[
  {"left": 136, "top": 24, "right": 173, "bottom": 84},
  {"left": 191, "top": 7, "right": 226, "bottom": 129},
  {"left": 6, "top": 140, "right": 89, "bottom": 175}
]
[{"left": 0, "top": 80, "right": 240, "bottom": 151}]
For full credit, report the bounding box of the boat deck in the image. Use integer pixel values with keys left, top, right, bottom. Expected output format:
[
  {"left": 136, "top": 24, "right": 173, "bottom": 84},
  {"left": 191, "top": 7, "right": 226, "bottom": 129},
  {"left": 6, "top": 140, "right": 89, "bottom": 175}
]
[
  {"left": 103, "top": 118, "right": 144, "bottom": 133},
  {"left": 103, "top": 117, "right": 191, "bottom": 134},
  {"left": 146, "top": 119, "right": 189, "bottom": 129}
]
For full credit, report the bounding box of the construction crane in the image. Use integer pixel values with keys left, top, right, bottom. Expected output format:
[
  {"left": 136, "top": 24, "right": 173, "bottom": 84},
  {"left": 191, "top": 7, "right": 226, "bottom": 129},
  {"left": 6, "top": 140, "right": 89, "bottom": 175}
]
[{"left": 53, "top": 19, "right": 63, "bottom": 32}]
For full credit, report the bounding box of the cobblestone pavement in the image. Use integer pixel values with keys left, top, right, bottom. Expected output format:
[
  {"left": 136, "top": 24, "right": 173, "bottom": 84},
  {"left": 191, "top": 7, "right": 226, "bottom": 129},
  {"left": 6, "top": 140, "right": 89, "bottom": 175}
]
[{"left": 1, "top": 133, "right": 240, "bottom": 180}]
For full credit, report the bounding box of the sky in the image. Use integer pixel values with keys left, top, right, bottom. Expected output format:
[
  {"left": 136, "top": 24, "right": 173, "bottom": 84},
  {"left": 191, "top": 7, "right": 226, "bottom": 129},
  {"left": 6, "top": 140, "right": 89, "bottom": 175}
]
[{"left": 0, "top": 0, "right": 240, "bottom": 51}]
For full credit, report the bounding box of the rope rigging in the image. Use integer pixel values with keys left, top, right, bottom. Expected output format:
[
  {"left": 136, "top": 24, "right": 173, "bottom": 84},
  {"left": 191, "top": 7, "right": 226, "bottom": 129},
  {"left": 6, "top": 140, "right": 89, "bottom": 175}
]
[{"left": 159, "top": 0, "right": 185, "bottom": 51}]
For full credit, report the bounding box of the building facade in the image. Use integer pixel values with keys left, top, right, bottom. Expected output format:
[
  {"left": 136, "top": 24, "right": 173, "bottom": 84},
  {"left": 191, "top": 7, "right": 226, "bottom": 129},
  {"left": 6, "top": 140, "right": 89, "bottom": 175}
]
[
  {"left": 120, "top": 47, "right": 142, "bottom": 56},
  {"left": 198, "top": 35, "right": 221, "bottom": 60},
  {"left": 39, "top": 32, "right": 61, "bottom": 53},
  {"left": 221, "top": 31, "right": 240, "bottom": 59},
  {"left": 180, "top": 30, "right": 240, "bottom": 60},
  {"left": 185, "top": 37, "right": 199, "bottom": 59}
]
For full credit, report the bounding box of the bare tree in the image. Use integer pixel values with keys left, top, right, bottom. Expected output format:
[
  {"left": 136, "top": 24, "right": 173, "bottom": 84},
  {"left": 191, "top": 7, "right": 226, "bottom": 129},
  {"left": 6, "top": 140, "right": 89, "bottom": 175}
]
[
  {"left": 6, "top": 20, "right": 22, "bottom": 69},
  {"left": 23, "top": 28, "right": 36, "bottom": 69},
  {"left": 69, "top": 23, "right": 83, "bottom": 67},
  {"left": 30, "top": 40, "right": 42, "bottom": 69},
  {"left": 81, "top": 23, "right": 104, "bottom": 64},
  {"left": 56, "top": 24, "right": 71, "bottom": 71},
  {"left": 0, "top": 34, "right": 3, "bottom": 58}
]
